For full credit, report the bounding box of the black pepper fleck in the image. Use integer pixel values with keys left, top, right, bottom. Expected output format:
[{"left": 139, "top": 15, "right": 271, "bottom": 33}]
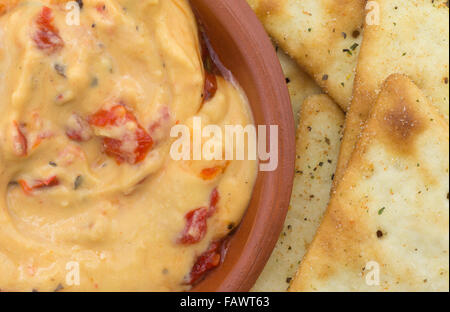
[
  {"left": 76, "top": 0, "right": 83, "bottom": 9},
  {"left": 54, "top": 63, "right": 66, "bottom": 78}
]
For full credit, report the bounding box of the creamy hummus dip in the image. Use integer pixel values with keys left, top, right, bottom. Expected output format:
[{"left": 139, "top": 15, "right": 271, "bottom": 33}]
[{"left": 0, "top": 0, "right": 257, "bottom": 291}]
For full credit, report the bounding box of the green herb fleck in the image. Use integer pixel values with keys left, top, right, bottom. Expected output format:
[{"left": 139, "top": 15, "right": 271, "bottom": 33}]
[
  {"left": 343, "top": 49, "right": 352, "bottom": 56},
  {"left": 350, "top": 43, "right": 359, "bottom": 51},
  {"left": 74, "top": 175, "right": 83, "bottom": 190}
]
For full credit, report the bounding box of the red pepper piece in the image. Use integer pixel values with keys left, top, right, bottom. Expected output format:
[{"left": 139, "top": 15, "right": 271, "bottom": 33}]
[
  {"left": 33, "top": 7, "right": 64, "bottom": 54},
  {"left": 12, "top": 121, "right": 28, "bottom": 157},
  {"left": 177, "top": 188, "right": 220, "bottom": 244},
  {"left": 198, "top": 25, "right": 220, "bottom": 104},
  {"left": 177, "top": 207, "right": 209, "bottom": 245},
  {"left": 66, "top": 129, "right": 87, "bottom": 142},
  {"left": 66, "top": 113, "right": 92, "bottom": 142},
  {"left": 88, "top": 105, "right": 126, "bottom": 127},
  {"left": 88, "top": 104, "right": 153, "bottom": 164},
  {"left": 185, "top": 240, "right": 223, "bottom": 285},
  {"left": 208, "top": 187, "right": 220, "bottom": 217},
  {"left": 18, "top": 180, "right": 33, "bottom": 195},
  {"left": 134, "top": 126, "right": 153, "bottom": 163},
  {"left": 200, "top": 166, "right": 221, "bottom": 181},
  {"left": 18, "top": 176, "right": 59, "bottom": 195},
  {"left": 200, "top": 162, "right": 229, "bottom": 181},
  {"left": 202, "top": 72, "right": 217, "bottom": 104},
  {"left": 33, "top": 176, "right": 60, "bottom": 189}
]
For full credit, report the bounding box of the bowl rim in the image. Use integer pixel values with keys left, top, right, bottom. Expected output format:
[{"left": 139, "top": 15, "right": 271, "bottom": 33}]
[{"left": 191, "top": 0, "right": 295, "bottom": 292}]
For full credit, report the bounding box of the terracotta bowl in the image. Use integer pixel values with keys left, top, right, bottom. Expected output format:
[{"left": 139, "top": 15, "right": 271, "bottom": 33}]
[{"left": 190, "top": 0, "right": 296, "bottom": 292}]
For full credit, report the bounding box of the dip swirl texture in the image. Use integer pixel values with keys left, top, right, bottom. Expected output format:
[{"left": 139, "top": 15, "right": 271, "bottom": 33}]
[{"left": 0, "top": 0, "right": 257, "bottom": 291}]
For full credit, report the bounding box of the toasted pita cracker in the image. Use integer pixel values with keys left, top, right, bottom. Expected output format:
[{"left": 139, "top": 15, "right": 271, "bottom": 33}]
[
  {"left": 277, "top": 48, "right": 322, "bottom": 125},
  {"left": 247, "top": 0, "right": 366, "bottom": 111},
  {"left": 252, "top": 94, "right": 344, "bottom": 292},
  {"left": 290, "top": 74, "right": 449, "bottom": 292},
  {"left": 334, "top": 0, "right": 449, "bottom": 185}
]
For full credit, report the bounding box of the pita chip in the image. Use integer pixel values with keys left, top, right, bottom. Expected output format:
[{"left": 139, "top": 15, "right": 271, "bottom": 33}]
[
  {"left": 252, "top": 94, "right": 344, "bottom": 291},
  {"left": 247, "top": 0, "right": 366, "bottom": 111},
  {"left": 276, "top": 48, "right": 322, "bottom": 125},
  {"left": 290, "top": 74, "right": 449, "bottom": 292}
]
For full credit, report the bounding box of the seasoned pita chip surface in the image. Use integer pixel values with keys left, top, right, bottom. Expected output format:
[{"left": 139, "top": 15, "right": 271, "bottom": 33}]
[
  {"left": 334, "top": 0, "right": 449, "bottom": 185},
  {"left": 247, "top": 0, "right": 366, "bottom": 111},
  {"left": 277, "top": 48, "right": 322, "bottom": 125},
  {"left": 252, "top": 95, "right": 344, "bottom": 292},
  {"left": 290, "top": 75, "right": 449, "bottom": 292}
]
